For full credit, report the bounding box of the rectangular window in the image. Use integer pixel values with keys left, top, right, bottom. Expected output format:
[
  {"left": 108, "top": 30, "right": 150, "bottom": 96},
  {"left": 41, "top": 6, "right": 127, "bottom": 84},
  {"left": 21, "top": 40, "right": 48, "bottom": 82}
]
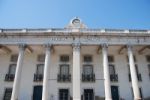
[
  {"left": 146, "top": 55, "right": 150, "bottom": 62},
  {"left": 83, "top": 65, "right": 93, "bottom": 75},
  {"left": 109, "top": 64, "right": 115, "bottom": 75},
  {"left": 60, "top": 65, "right": 69, "bottom": 75},
  {"left": 60, "top": 55, "right": 69, "bottom": 62},
  {"left": 10, "top": 54, "right": 18, "bottom": 62},
  {"left": 36, "top": 64, "right": 44, "bottom": 75},
  {"left": 3, "top": 88, "right": 12, "bottom": 100},
  {"left": 139, "top": 87, "right": 143, "bottom": 99},
  {"left": 59, "top": 89, "right": 69, "bottom": 100},
  {"left": 84, "top": 55, "right": 92, "bottom": 63},
  {"left": 8, "top": 64, "right": 16, "bottom": 75},
  {"left": 37, "top": 54, "right": 45, "bottom": 62},
  {"left": 108, "top": 55, "right": 114, "bottom": 63},
  {"left": 148, "top": 64, "right": 150, "bottom": 73}
]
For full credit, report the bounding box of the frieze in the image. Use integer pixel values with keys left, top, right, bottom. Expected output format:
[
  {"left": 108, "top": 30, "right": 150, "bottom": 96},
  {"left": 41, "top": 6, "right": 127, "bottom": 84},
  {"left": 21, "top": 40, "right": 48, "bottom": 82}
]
[{"left": 0, "top": 36, "right": 149, "bottom": 45}]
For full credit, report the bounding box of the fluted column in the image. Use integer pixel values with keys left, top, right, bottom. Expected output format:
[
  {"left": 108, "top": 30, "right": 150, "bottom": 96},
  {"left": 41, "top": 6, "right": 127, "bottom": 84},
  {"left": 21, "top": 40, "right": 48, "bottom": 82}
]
[
  {"left": 42, "top": 44, "right": 51, "bottom": 100},
  {"left": 73, "top": 43, "right": 81, "bottom": 100},
  {"left": 102, "top": 44, "right": 112, "bottom": 100},
  {"left": 127, "top": 45, "right": 141, "bottom": 100},
  {"left": 11, "top": 44, "right": 26, "bottom": 100}
]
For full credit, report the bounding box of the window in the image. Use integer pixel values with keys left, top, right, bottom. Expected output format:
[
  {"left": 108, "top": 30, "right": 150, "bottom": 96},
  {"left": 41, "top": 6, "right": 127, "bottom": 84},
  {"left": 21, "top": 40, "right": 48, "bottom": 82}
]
[
  {"left": 36, "top": 64, "right": 44, "bottom": 75},
  {"left": 10, "top": 54, "right": 18, "bottom": 62},
  {"left": 37, "top": 54, "right": 45, "bottom": 62},
  {"left": 59, "top": 89, "right": 69, "bottom": 100},
  {"left": 84, "top": 89, "right": 94, "bottom": 100},
  {"left": 60, "top": 55, "right": 69, "bottom": 62},
  {"left": 127, "top": 55, "right": 136, "bottom": 62},
  {"left": 109, "top": 64, "right": 115, "bottom": 75},
  {"left": 84, "top": 55, "right": 92, "bottom": 63},
  {"left": 108, "top": 55, "right": 114, "bottom": 63},
  {"left": 148, "top": 64, "right": 150, "bottom": 73},
  {"left": 3, "top": 88, "right": 12, "bottom": 100},
  {"left": 146, "top": 55, "right": 150, "bottom": 62},
  {"left": 139, "top": 88, "right": 143, "bottom": 99},
  {"left": 83, "top": 65, "right": 93, "bottom": 75},
  {"left": 8, "top": 64, "right": 16, "bottom": 75},
  {"left": 60, "top": 65, "right": 69, "bottom": 75}
]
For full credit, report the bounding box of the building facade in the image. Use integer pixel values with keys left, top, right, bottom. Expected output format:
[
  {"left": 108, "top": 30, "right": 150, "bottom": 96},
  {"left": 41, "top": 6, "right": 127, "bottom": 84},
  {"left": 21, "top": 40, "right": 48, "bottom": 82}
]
[{"left": 0, "top": 18, "right": 150, "bottom": 100}]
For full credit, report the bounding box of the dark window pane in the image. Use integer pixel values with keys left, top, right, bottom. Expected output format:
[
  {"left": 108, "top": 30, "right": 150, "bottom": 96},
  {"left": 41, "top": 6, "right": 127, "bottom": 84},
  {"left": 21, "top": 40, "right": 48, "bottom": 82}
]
[
  {"left": 10, "top": 54, "right": 18, "bottom": 62},
  {"left": 146, "top": 55, "right": 150, "bottom": 62},
  {"left": 37, "top": 54, "right": 45, "bottom": 62},
  {"left": 84, "top": 55, "right": 92, "bottom": 62},
  {"left": 108, "top": 55, "right": 114, "bottom": 62},
  {"left": 60, "top": 55, "right": 69, "bottom": 62},
  {"left": 3, "top": 88, "right": 12, "bottom": 100}
]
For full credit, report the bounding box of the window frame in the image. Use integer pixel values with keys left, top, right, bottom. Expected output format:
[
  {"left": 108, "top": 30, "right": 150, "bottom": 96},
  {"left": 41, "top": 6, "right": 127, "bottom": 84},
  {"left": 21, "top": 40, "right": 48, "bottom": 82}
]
[
  {"left": 10, "top": 54, "right": 18, "bottom": 62},
  {"left": 3, "top": 88, "right": 12, "bottom": 100},
  {"left": 60, "top": 55, "right": 69, "bottom": 62},
  {"left": 83, "top": 55, "right": 93, "bottom": 63},
  {"left": 37, "top": 54, "right": 45, "bottom": 62}
]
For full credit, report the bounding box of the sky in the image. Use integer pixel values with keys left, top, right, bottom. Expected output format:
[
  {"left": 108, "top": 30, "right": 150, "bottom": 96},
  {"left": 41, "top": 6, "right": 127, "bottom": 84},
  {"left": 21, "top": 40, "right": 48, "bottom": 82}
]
[{"left": 0, "top": 0, "right": 150, "bottom": 29}]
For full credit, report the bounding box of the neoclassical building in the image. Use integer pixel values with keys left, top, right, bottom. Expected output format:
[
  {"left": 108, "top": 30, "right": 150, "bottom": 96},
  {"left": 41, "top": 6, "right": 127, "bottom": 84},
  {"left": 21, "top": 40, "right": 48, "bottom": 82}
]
[{"left": 0, "top": 18, "right": 150, "bottom": 100}]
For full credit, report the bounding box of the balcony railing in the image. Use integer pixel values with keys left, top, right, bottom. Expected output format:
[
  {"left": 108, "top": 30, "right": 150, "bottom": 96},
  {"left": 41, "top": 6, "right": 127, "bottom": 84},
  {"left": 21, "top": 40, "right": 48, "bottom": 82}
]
[
  {"left": 129, "top": 74, "right": 142, "bottom": 82},
  {"left": 5, "top": 74, "right": 15, "bottom": 81},
  {"left": 57, "top": 74, "right": 71, "bottom": 82},
  {"left": 110, "top": 74, "right": 118, "bottom": 82},
  {"left": 82, "top": 74, "right": 95, "bottom": 82},
  {"left": 34, "top": 74, "right": 43, "bottom": 82}
]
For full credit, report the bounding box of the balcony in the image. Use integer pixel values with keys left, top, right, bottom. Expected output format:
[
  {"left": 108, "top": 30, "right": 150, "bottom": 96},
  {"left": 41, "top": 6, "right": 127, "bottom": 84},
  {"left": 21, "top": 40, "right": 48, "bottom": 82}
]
[
  {"left": 110, "top": 74, "right": 118, "bottom": 82},
  {"left": 82, "top": 74, "right": 95, "bottom": 82},
  {"left": 57, "top": 74, "right": 71, "bottom": 82},
  {"left": 34, "top": 74, "right": 43, "bottom": 82},
  {"left": 5, "top": 74, "right": 15, "bottom": 81},
  {"left": 129, "top": 74, "right": 142, "bottom": 82}
]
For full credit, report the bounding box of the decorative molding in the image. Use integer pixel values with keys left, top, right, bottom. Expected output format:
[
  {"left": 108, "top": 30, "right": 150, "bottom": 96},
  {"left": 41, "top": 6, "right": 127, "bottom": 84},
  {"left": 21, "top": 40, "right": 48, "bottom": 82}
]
[
  {"left": 138, "top": 45, "right": 150, "bottom": 54},
  {"left": 118, "top": 45, "right": 126, "bottom": 54},
  {"left": 0, "top": 45, "right": 11, "bottom": 53}
]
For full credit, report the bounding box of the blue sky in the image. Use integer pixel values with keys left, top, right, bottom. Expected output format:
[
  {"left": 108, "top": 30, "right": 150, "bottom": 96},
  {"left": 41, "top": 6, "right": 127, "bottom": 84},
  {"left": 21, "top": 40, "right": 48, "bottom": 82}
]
[{"left": 0, "top": 0, "right": 150, "bottom": 29}]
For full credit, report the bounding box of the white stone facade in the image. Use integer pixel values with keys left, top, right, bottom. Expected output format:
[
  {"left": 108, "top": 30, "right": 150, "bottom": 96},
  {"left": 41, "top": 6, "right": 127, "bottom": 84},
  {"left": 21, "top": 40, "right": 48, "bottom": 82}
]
[{"left": 0, "top": 18, "right": 150, "bottom": 100}]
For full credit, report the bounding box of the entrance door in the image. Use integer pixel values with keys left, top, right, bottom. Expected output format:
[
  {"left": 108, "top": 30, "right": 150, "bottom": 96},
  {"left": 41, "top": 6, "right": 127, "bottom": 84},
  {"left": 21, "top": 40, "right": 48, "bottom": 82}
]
[
  {"left": 84, "top": 89, "right": 94, "bottom": 100},
  {"left": 59, "top": 89, "right": 69, "bottom": 100},
  {"left": 33, "top": 86, "right": 42, "bottom": 100},
  {"left": 111, "top": 86, "right": 119, "bottom": 100}
]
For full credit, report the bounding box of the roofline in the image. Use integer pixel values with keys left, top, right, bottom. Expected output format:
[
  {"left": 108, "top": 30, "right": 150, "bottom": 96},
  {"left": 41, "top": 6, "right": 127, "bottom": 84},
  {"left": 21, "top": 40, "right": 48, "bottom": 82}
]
[{"left": 0, "top": 28, "right": 150, "bottom": 34}]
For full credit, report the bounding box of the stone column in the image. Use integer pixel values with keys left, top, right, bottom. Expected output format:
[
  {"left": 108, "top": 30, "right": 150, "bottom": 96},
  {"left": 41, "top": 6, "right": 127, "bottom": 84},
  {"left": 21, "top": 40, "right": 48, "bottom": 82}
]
[
  {"left": 11, "top": 44, "right": 26, "bottom": 100},
  {"left": 73, "top": 43, "right": 81, "bottom": 100},
  {"left": 42, "top": 44, "right": 51, "bottom": 100},
  {"left": 102, "top": 44, "right": 112, "bottom": 100},
  {"left": 127, "top": 45, "right": 141, "bottom": 100}
]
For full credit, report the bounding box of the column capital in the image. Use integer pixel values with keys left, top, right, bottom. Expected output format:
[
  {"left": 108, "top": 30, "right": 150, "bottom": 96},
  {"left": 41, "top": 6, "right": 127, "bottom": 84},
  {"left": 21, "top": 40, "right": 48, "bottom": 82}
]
[
  {"left": 44, "top": 44, "right": 52, "bottom": 51},
  {"left": 126, "top": 44, "right": 134, "bottom": 52},
  {"left": 18, "top": 44, "right": 27, "bottom": 51},
  {"left": 101, "top": 43, "right": 108, "bottom": 48},
  {"left": 126, "top": 44, "right": 133, "bottom": 49},
  {"left": 72, "top": 43, "right": 80, "bottom": 51}
]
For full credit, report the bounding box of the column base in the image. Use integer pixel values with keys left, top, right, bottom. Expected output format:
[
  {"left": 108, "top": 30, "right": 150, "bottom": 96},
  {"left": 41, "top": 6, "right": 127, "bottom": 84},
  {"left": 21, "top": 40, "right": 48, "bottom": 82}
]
[
  {"left": 134, "top": 98, "right": 142, "bottom": 100},
  {"left": 105, "top": 98, "right": 112, "bottom": 100},
  {"left": 73, "top": 98, "right": 81, "bottom": 100}
]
